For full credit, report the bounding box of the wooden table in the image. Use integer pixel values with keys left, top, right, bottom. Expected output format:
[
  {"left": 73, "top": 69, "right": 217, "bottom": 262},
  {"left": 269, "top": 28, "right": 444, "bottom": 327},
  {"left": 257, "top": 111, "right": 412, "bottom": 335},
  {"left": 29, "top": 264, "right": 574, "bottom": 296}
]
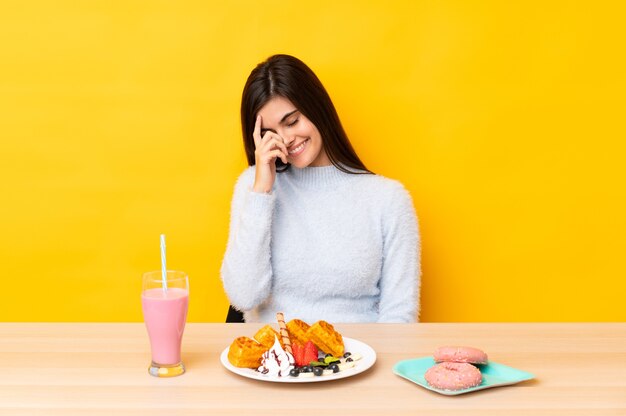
[{"left": 1, "top": 323, "right": 625, "bottom": 415}]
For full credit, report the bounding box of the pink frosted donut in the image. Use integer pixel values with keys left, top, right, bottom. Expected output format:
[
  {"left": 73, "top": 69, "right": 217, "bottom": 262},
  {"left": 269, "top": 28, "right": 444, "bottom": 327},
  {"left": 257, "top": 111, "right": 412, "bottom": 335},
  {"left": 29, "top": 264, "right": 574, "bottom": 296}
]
[
  {"left": 425, "top": 362, "right": 482, "bottom": 391},
  {"left": 433, "top": 346, "right": 488, "bottom": 364}
]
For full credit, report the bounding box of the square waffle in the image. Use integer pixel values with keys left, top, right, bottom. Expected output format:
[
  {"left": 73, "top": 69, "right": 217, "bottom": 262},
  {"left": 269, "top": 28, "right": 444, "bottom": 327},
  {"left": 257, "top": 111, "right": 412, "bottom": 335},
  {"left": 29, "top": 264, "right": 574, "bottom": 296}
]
[
  {"left": 227, "top": 336, "right": 267, "bottom": 368},
  {"left": 253, "top": 324, "right": 284, "bottom": 349},
  {"left": 286, "top": 319, "right": 310, "bottom": 346},
  {"left": 306, "top": 320, "right": 344, "bottom": 357}
]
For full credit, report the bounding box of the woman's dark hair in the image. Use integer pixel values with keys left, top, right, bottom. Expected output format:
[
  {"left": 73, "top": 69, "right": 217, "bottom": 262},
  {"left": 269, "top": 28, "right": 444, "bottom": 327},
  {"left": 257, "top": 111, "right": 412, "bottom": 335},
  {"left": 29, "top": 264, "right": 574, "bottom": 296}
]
[{"left": 240, "top": 54, "right": 372, "bottom": 174}]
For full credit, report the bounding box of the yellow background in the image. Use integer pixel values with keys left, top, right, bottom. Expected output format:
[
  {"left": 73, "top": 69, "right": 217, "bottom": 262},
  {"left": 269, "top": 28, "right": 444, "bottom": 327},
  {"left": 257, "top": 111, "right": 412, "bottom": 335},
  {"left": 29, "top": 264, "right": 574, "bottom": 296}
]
[{"left": 1, "top": 1, "right": 625, "bottom": 322}]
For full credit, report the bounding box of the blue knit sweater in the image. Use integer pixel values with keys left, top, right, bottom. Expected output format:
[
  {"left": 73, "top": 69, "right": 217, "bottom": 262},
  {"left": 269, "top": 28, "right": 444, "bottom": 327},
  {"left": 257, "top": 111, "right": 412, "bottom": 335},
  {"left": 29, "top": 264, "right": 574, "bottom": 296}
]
[{"left": 220, "top": 164, "right": 420, "bottom": 323}]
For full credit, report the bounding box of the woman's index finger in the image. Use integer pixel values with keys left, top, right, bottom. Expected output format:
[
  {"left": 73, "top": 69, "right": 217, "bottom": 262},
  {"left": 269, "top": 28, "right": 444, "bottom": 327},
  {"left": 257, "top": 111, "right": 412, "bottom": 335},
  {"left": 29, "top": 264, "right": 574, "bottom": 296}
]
[{"left": 253, "top": 115, "right": 262, "bottom": 147}]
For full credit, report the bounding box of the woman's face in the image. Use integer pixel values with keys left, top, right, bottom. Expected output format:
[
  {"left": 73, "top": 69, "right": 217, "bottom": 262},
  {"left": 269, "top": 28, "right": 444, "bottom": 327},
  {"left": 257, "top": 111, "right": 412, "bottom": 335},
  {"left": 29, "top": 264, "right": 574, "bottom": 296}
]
[{"left": 257, "top": 96, "right": 330, "bottom": 168}]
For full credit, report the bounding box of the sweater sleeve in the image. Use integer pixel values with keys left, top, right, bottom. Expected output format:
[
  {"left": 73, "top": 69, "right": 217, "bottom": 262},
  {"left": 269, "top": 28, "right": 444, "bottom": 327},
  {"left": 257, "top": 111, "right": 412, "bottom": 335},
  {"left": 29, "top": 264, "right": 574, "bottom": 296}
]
[
  {"left": 220, "top": 167, "right": 275, "bottom": 311},
  {"left": 377, "top": 182, "right": 421, "bottom": 323}
]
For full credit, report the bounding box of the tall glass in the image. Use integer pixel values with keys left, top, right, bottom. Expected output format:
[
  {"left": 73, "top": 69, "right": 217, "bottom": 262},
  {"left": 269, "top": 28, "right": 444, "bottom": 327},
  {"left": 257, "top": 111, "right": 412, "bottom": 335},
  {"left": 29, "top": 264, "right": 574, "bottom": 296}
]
[{"left": 141, "top": 270, "right": 189, "bottom": 377}]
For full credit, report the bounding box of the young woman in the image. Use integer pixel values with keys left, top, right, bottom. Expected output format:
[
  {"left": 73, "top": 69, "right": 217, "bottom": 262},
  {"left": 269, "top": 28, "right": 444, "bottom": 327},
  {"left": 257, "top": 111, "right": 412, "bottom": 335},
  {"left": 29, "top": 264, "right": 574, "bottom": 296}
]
[{"left": 221, "top": 54, "right": 420, "bottom": 323}]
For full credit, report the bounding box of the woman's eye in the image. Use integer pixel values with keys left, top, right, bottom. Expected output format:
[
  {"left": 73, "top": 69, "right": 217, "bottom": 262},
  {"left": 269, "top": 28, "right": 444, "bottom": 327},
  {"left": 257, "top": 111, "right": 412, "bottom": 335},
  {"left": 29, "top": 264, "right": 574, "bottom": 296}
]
[{"left": 287, "top": 118, "right": 299, "bottom": 127}]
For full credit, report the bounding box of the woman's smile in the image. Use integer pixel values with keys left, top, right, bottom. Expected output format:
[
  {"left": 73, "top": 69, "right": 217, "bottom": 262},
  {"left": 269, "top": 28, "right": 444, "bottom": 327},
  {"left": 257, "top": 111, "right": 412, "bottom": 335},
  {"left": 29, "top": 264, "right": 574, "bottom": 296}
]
[{"left": 288, "top": 138, "right": 309, "bottom": 157}]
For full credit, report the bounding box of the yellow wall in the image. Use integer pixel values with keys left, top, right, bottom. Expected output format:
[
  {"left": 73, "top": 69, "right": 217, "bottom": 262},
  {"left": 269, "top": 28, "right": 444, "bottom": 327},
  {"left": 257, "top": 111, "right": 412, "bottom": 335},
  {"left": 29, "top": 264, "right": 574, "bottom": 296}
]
[{"left": 1, "top": 1, "right": 625, "bottom": 322}]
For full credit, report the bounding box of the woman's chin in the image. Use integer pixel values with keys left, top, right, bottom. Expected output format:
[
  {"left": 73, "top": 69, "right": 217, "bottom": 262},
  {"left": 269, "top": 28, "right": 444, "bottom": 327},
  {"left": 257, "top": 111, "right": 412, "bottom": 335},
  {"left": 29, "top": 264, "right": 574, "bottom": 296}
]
[{"left": 288, "top": 158, "right": 309, "bottom": 169}]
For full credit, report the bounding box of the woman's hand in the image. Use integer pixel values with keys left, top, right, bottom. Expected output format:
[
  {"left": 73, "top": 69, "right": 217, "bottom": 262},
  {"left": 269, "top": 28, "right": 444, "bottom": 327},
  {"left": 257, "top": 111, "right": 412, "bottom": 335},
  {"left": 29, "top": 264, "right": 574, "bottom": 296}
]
[{"left": 252, "top": 115, "right": 288, "bottom": 193}]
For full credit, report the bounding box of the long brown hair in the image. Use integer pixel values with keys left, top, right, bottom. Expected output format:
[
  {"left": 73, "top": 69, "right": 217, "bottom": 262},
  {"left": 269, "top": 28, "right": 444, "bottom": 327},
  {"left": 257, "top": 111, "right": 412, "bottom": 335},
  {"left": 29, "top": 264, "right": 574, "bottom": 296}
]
[{"left": 240, "top": 54, "right": 372, "bottom": 174}]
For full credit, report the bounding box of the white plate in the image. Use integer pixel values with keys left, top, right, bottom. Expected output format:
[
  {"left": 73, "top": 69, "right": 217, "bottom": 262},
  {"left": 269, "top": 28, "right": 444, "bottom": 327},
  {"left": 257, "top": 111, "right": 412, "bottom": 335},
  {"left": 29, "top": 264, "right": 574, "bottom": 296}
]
[{"left": 220, "top": 337, "right": 376, "bottom": 383}]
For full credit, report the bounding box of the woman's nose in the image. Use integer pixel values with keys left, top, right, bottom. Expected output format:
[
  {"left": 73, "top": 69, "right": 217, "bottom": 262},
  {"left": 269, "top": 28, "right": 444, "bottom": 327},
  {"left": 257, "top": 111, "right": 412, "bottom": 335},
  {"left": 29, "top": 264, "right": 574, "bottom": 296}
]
[{"left": 283, "top": 135, "right": 295, "bottom": 146}]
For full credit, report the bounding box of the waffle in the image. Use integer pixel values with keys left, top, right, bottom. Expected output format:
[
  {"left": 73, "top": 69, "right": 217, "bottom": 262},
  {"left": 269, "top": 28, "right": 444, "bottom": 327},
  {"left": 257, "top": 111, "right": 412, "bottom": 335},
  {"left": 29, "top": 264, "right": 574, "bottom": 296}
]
[
  {"left": 286, "top": 319, "right": 310, "bottom": 346},
  {"left": 306, "top": 320, "right": 344, "bottom": 357},
  {"left": 227, "top": 336, "right": 267, "bottom": 368},
  {"left": 253, "top": 324, "right": 284, "bottom": 350}
]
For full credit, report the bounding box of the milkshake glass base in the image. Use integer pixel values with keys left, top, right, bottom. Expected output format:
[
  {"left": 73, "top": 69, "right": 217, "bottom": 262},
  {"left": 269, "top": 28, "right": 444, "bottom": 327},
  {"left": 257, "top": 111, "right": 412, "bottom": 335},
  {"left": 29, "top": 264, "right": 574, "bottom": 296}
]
[{"left": 148, "top": 361, "right": 185, "bottom": 377}]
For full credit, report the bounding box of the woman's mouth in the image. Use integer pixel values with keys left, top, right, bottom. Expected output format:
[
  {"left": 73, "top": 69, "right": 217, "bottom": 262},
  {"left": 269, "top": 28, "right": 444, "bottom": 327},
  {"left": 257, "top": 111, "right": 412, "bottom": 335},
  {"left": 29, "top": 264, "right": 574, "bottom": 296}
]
[{"left": 288, "top": 138, "right": 309, "bottom": 157}]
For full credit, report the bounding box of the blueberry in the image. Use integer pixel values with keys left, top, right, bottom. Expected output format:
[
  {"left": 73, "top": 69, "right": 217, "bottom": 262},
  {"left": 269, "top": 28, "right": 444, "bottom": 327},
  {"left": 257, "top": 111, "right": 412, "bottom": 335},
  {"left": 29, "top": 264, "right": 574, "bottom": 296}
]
[
  {"left": 346, "top": 357, "right": 353, "bottom": 362},
  {"left": 301, "top": 365, "right": 312, "bottom": 373},
  {"left": 325, "top": 353, "right": 333, "bottom": 358},
  {"left": 343, "top": 352, "right": 352, "bottom": 358},
  {"left": 329, "top": 363, "right": 340, "bottom": 373},
  {"left": 289, "top": 368, "right": 299, "bottom": 377},
  {"left": 313, "top": 367, "right": 323, "bottom": 376}
]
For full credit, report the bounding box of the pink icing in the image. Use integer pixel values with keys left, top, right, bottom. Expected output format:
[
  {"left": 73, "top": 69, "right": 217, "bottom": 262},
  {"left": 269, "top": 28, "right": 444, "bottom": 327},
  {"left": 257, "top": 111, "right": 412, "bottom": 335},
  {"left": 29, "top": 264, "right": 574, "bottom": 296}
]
[
  {"left": 425, "top": 362, "right": 482, "bottom": 391},
  {"left": 433, "top": 346, "right": 488, "bottom": 364}
]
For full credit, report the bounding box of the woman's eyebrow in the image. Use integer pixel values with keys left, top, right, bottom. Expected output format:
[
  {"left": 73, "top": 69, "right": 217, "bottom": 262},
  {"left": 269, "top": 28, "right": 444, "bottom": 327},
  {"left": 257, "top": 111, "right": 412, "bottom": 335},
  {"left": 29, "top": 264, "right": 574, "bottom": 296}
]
[{"left": 280, "top": 109, "right": 298, "bottom": 123}]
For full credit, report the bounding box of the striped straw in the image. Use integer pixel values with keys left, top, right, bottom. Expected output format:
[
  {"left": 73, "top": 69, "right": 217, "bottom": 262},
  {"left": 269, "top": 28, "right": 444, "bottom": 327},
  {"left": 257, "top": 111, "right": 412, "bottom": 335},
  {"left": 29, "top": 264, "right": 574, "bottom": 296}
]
[{"left": 160, "top": 234, "right": 168, "bottom": 291}]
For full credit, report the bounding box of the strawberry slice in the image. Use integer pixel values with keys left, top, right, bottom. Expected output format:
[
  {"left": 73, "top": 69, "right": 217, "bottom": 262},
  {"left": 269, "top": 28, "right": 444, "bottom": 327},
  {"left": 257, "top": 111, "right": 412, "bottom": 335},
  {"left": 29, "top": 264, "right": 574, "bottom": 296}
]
[
  {"left": 303, "top": 340, "right": 318, "bottom": 366},
  {"left": 292, "top": 342, "right": 305, "bottom": 367}
]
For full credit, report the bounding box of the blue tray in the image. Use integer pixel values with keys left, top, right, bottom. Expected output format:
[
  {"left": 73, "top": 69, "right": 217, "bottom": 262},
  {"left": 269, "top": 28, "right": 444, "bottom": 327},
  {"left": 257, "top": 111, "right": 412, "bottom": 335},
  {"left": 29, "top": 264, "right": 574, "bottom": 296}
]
[{"left": 393, "top": 357, "right": 534, "bottom": 396}]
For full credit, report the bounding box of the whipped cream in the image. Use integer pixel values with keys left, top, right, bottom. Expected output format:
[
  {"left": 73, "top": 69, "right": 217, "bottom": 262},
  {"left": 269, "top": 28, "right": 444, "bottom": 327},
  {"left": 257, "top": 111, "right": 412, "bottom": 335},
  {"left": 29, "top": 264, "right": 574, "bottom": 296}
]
[{"left": 258, "top": 336, "right": 295, "bottom": 377}]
